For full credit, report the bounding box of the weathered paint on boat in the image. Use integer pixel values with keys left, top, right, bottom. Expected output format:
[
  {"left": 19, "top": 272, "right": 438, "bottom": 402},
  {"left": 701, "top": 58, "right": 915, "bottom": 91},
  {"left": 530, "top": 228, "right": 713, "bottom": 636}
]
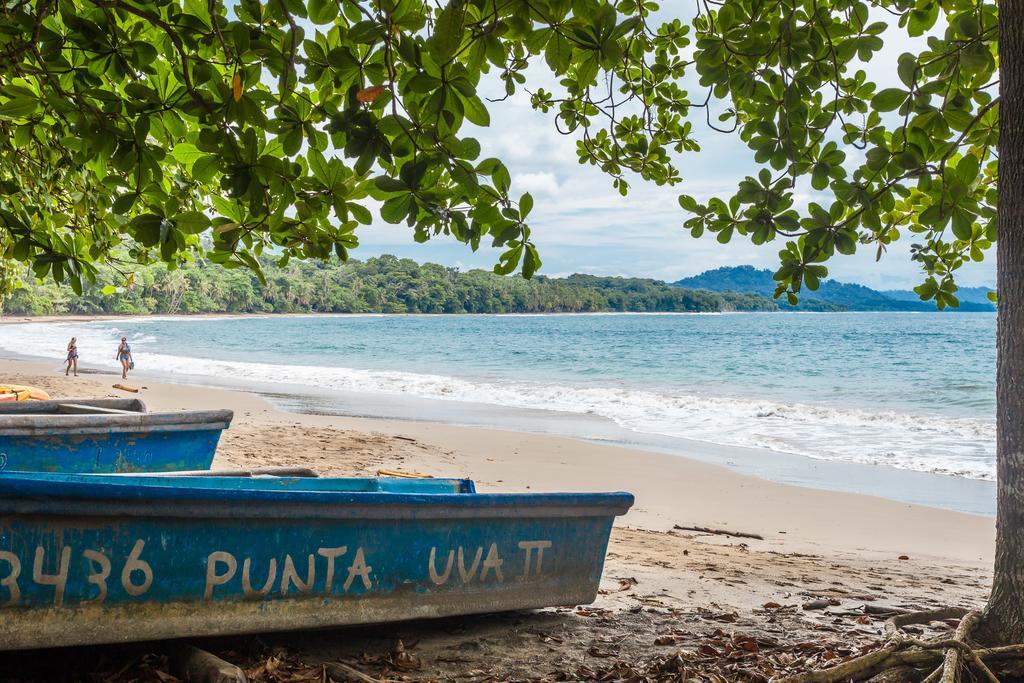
[
  {"left": 0, "top": 472, "right": 632, "bottom": 650},
  {"left": 0, "top": 399, "right": 232, "bottom": 473}
]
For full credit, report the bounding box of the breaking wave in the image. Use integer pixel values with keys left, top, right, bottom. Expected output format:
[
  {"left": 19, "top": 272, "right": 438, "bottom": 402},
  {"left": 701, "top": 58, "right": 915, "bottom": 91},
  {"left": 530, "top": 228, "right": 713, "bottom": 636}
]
[{"left": 0, "top": 319, "right": 995, "bottom": 481}]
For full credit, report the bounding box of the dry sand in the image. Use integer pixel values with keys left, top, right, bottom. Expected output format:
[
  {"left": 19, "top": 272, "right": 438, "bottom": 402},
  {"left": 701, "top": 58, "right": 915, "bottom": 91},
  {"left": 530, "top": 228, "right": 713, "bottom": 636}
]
[{"left": 0, "top": 357, "right": 998, "bottom": 681}]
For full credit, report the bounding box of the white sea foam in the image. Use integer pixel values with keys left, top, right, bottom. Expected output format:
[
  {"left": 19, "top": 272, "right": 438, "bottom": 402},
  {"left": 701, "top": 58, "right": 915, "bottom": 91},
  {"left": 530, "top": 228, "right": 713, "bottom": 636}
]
[{"left": 0, "top": 321, "right": 995, "bottom": 481}]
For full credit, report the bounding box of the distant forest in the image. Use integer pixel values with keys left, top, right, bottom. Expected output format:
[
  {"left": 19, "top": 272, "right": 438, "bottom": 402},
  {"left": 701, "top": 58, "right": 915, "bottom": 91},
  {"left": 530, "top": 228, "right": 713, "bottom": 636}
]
[{"left": 2, "top": 255, "right": 791, "bottom": 315}]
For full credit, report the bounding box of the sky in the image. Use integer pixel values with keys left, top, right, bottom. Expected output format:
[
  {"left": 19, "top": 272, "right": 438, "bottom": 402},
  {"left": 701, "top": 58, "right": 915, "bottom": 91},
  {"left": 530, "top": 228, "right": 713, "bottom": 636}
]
[{"left": 347, "top": 11, "right": 997, "bottom": 291}]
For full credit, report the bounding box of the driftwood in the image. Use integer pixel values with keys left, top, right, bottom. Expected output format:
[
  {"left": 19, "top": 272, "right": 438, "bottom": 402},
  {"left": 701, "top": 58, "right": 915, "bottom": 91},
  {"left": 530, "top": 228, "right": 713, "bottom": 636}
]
[
  {"left": 112, "top": 383, "right": 139, "bottom": 393},
  {"left": 375, "top": 469, "right": 433, "bottom": 479},
  {"left": 169, "top": 644, "right": 247, "bottom": 683},
  {"left": 130, "top": 467, "right": 320, "bottom": 478},
  {"left": 672, "top": 524, "right": 765, "bottom": 540},
  {"left": 324, "top": 661, "right": 391, "bottom": 683},
  {"left": 865, "top": 604, "right": 913, "bottom": 616}
]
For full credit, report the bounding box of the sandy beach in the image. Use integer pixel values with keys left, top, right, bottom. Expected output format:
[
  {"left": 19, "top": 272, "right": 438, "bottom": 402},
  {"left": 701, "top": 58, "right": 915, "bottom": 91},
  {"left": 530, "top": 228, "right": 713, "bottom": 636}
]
[{"left": 0, "top": 351, "right": 999, "bottom": 680}]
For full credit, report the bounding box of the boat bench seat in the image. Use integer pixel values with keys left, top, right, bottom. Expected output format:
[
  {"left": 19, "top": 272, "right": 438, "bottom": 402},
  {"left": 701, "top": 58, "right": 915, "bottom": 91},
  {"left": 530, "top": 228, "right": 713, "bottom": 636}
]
[{"left": 54, "top": 403, "right": 140, "bottom": 415}]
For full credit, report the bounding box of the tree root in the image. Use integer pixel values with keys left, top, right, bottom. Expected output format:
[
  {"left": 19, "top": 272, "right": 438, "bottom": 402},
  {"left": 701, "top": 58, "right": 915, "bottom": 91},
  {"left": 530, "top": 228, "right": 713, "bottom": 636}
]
[
  {"left": 776, "top": 608, "right": 1024, "bottom": 683},
  {"left": 884, "top": 607, "right": 970, "bottom": 638}
]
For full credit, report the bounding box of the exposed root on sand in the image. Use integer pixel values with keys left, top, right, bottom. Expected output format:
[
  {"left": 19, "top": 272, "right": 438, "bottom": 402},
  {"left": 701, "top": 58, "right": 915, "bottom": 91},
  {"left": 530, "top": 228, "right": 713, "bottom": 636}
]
[{"left": 780, "top": 608, "right": 1024, "bottom": 683}]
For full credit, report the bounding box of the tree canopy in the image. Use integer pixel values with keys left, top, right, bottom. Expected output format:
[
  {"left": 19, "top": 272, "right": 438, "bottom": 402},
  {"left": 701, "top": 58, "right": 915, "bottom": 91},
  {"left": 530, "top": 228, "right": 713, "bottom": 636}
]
[
  {"left": 677, "top": 0, "right": 998, "bottom": 309},
  {"left": 0, "top": 0, "right": 996, "bottom": 308},
  {"left": 0, "top": 0, "right": 683, "bottom": 292}
]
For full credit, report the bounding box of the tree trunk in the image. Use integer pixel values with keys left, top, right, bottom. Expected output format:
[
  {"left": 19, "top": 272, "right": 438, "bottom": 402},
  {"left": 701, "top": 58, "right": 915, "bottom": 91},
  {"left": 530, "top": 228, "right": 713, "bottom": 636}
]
[{"left": 983, "top": 1, "right": 1024, "bottom": 644}]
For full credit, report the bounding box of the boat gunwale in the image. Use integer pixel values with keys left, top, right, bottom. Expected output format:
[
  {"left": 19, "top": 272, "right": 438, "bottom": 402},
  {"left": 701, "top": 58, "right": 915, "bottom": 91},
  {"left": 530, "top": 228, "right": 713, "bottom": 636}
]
[
  {"left": 0, "top": 497, "right": 633, "bottom": 519},
  {"left": 0, "top": 476, "right": 635, "bottom": 519},
  {"left": 0, "top": 409, "right": 233, "bottom": 436}
]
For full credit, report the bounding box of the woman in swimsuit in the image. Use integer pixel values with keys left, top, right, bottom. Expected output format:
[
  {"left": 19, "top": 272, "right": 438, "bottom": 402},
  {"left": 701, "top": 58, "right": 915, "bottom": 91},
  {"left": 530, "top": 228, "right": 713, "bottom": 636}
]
[
  {"left": 115, "top": 337, "right": 133, "bottom": 379},
  {"left": 65, "top": 337, "right": 78, "bottom": 377}
]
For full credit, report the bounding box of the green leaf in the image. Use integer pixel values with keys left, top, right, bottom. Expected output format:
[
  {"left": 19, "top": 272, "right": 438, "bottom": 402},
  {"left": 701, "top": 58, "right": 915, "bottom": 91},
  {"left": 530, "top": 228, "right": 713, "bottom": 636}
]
[
  {"left": 130, "top": 41, "right": 158, "bottom": 66},
  {"left": 915, "top": 278, "right": 939, "bottom": 300},
  {"left": 309, "top": 0, "right": 339, "bottom": 24},
  {"left": 374, "top": 176, "right": 409, "bottom": 192},
  {"left": 520, "top": 192, "right": 534, "bottom": 218},
  {"left": 545, "top": 33, "right": 572, "bottom": 73},
  {"left": 871, "top": 88, "right": 907, "bottom": 112},
  {"left": 170, "top": 143, "right": 204, "bottom": 166},
  {"left": 811, "top": 163, "right": 830, "bottom": 191},
  {"left": 175, "top": 211, "right": 211, "bottom": 234},
  {"left": 130, "top": 214, "right": 165, "bottom": 246},
  {"left": 0, "top": 97, "right": 39, "bottom": 120},
  {"left": 430, "top": 2, "right": 465, "bottom": 63},
  {"left": 522, "top": 243, "right": 542, "bottom": 278},
  {"left": 460, "top": 93, "right": 490, "bottom": 126},
  {"left": 192, "top": 155, "right": 220, "bottom": 182},
  {"left": 308, "top": 148, "right": 332, "bottom": 184},
  {"left": 835, "top": 231, "right": 857, "bottom": 255},
  {"left": 492, "top": 163, "right": 511, "bottom": 193},
  {"left": 956, "top": 154, "right": 981, "bottom": 184},
  {"left": 897, "top": 54, "right": 917, "bottom": 88},
  {"left": 678, "top": 195, "right": 699, "bottom": 212},
  {"left": 381, "top": 194, "right": 412, "bottom": 223},
  {"left": 907, "top": 4, "right": 938, "bottom": 37},
  {"left": 111, "top": 194, "right": 137, "bottom": 214},
  {"left": 183, "top": 0, "right": 212, "bottom": 26},
  {"left": 955, "top": 12, "right": 980, "bottom": 38},
  {"left": 951, "top": 207, "right": 975, "bottom": 240}
]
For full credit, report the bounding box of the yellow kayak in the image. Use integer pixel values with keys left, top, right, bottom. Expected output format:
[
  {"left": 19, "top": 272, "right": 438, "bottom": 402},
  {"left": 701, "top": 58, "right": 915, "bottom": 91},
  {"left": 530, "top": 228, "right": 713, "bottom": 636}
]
[{"left": 0, "top": 384, "right": 50, "bottom": 401}]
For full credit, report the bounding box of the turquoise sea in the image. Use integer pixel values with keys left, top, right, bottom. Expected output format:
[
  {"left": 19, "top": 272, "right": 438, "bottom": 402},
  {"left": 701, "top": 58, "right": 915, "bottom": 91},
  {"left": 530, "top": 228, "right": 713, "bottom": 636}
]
[{"left": 1, "top": 312, "right": 996, "bottom": 488}]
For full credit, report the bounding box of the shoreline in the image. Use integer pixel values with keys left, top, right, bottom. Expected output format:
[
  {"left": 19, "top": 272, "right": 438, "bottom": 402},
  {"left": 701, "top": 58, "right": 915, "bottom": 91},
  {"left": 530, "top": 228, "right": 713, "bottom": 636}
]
[
  {"left": 260, "top": 381, "right": 998, "bottom": 515},
  {"left": 0, "top": 309, "right": 1000, "bottom": 323},
  {"left": 0, "top": 314, "right": 998, "bottom": 514},
  {"left": 0, "top": 356, "right": 995, "bottom": 568}
]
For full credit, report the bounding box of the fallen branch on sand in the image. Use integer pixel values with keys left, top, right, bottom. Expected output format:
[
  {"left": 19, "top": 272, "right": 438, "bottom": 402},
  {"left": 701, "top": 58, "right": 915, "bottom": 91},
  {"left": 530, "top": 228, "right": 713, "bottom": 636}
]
[
  {"left": 376, "top": 468, "right": 433, "bottom": 478},
  {"left": 324, "top": 661, "right": 392, "bottom": 683},
  {"left": 169, "top": 643, "right": 248, "bottom": 683},
  {"left": 673, "top": 524, "right": 765, "bottom": 540},
  {"left": 777, "top": 607, "right": 1024, "bottom": 683}
]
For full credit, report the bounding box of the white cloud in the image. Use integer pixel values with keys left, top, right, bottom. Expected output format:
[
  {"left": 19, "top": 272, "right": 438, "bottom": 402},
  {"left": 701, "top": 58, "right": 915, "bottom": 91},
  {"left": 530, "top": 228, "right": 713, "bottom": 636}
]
[{"left": 514, "top": 172, "right": 560, "bottom": 196}]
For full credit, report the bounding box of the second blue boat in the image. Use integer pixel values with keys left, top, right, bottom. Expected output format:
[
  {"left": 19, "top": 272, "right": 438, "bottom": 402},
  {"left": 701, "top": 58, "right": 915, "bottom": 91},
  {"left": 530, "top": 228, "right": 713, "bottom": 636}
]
[{"left": 0, "top": 398, "right": 232, "bottom": 473}]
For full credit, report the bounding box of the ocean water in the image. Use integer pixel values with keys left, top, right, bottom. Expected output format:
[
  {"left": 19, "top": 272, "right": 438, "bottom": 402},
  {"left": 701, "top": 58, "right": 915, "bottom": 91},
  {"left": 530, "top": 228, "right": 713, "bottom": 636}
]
[{"left": 0, "top": 312, "right": 996, "bottom": 482}]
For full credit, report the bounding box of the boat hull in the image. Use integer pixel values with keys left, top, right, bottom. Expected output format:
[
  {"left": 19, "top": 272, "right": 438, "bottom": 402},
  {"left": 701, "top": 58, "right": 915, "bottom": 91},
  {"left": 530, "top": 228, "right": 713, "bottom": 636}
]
[
  {"left": 0, "top": 473, "right": 633, "bottom": 649},
  {"left": 0, "top": 428, "right": 226, "bottom": 473},
  {"left": 0, "top": 403, "right": 232, "bottom": 473}
]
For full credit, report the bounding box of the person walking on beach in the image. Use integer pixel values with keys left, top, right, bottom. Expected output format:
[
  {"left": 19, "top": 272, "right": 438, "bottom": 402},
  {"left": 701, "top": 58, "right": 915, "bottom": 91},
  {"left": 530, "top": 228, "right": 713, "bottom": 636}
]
[
  {"left": 115, "top": 337, "right": 133, "bottom": 379},
  {"left": 65, "top": 337, "right": 78, "bottom": 377}
]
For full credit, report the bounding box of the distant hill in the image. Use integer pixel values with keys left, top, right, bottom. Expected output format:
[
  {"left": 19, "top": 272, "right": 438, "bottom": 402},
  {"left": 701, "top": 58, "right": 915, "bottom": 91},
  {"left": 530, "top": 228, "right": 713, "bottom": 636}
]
[
  {"left": 882, "top": 285, "right": 996, "bottom": 306},
  {"left": 674, "top": 266, "right": 996, "bottom": 312}
]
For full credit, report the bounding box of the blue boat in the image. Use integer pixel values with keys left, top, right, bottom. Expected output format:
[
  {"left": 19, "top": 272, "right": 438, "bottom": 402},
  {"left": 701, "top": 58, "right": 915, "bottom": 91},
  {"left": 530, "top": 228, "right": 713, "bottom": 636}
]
[
  {"left": 0, "top": 471, "right": 633, "bottom": 649},
  {"left": 0, "top": 399, "right": 232, "bottom": 473}
]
